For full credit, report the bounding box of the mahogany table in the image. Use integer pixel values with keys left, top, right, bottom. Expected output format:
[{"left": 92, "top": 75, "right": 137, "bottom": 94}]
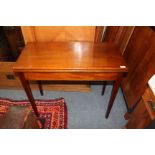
[{"left": 13, "top": 42, "right": 128, "bottom": 118}]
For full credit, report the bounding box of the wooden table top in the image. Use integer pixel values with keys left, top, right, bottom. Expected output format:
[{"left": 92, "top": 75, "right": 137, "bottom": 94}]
[{"left": 13, "top": 41, "right": 128, "bottom": 73}]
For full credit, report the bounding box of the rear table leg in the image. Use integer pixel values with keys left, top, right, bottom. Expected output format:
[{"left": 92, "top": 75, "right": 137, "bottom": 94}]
[
  {"left": 101, "top": 81, "right": 107, "bottom": 96},
  {"left": 38, "top": 80, "right": 44, "bottom": 96}
]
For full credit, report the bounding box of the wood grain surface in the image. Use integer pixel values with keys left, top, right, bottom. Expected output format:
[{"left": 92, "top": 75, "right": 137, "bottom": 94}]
[
  {"left": 122, "top": 26, "right": 155, "bottom": 109},
  {"left": 21, "top": 26, "right": 96, "bottom": 44},
  {"left": 13, "top": 41, "right": 128, "bottom": 73}
]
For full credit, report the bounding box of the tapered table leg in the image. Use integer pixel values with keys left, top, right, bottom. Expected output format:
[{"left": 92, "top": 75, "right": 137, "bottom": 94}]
[
  {"left": 18, "top": 73, "right": 39, "bottom": 117},
  {"left": 105, "top": 77, "right": 122, "bottom": 118},
  {"left": 101, "top": 81, "right": 107, "bottom": 96},
  {"left": 38, "top": 81, "right": 44, "bottom": 96}
]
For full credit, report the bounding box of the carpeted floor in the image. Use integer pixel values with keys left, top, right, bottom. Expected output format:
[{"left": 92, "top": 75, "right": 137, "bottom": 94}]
[
  {"left": 0, "top": 98, "right": 67, "bottom": 129},
  {"left": 0, "top": 84, "right": 127, "bottom": 129}
]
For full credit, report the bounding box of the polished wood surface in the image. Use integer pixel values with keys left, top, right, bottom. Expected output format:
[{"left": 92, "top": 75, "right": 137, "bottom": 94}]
[
  {"left": 104, "top": 26, "right": 120, "bottom": 43},
  {"left": 21, "top": 26, "right": 36, "bottom": 43},
  {"left": 21, "top": 26, "right": 96, "bottom": 91},
  {"left": 142, "top": 87, "right": 155, "bottom": 120},
  {"left": 13, "top": 41, "right": 128, "bottom": 118},
  {"left": 125, "top": 86, "right": 155, "bottom": 129},
  {"left": 104, "top": 26, "right": 135, "bottom": 54},
  {"left": 122, "top": 26, "right": 155, "bottom": 109},
  {"left": 125, "top": 99, "right": 151, "bottom": 129},
  {"left": 13, "top": 42, "right": 128, "bottom": 73},
  {"left": 94, "top": 26, "right": 105, "bottom": 43},
  {"left": 21, "top": 26, "right": 96, "bottom": 44},
  {"left": 24, "top": 72, "right": 121, "bottom": 81},
  {"left": 0, "top": 62, "right": 91, "bottom": 91},
  {"left": 119, "top": 27, "right": 135, "bottom": 55}
]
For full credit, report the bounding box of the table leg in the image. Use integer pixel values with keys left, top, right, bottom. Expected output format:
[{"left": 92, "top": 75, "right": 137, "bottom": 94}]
[
  {"left": 105, "top": 76, "right": 122, "bottom": 118},
  {"left": 18, "top": 73, "right": 39, "bottom": 117},
  {"left": 101, "top": 81, "right": 107, "bottom": 96},
  {"left": 38, "top": 81, "right": 44, "bottom": 96}
]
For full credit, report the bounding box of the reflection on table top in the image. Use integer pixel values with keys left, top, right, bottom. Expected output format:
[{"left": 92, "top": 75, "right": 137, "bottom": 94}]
[{"left": 13, "top": 41, "right": 128, "bottom": 73}]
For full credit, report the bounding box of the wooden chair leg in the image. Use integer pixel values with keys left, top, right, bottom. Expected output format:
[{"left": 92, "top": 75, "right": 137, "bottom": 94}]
[
  {"left": 101, "top": 81, "right": 107, "bottom": 96},
  {"left": 38, "top": 81, "right": 44, "bottom": 96}
]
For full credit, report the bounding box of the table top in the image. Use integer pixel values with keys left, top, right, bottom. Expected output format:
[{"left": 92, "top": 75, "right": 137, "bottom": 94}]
[{"left": 13, "top": 41, "right": 128, "bottom": 73}]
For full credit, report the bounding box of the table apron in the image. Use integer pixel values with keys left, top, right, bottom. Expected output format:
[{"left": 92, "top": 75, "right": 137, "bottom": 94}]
[{"left": 23, "top": 72, "right": 123, "bottom": 81}]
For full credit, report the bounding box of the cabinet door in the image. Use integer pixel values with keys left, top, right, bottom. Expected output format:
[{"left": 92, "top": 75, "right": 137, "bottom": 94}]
[
  {"left": 122, "top": 27, "right": 155, "bottom": 109},
  {"left": 21, "top": 26, "right": 96, "bottom": 43},
  {"left": 126, "top": 100, "right": 151, "bottom": 129},
  {"left": 104, "top": 26, "right": 135, "bottom": 54}
]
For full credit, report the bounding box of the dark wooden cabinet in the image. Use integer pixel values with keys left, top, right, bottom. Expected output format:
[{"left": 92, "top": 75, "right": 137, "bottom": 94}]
[
  {"left": 104, "top": 26, "right": 135, "bottom": 54},
  {"left": 121, "top": 26, "right": 155, "bottom": 110},
  {"left": 125, "top": 86, "right": 155, "bottom": 129}
]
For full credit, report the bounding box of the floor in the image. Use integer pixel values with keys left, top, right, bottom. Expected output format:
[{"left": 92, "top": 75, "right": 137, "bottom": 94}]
[{"left": 0, "top": 84, "right": 127, "bottom": 129}]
